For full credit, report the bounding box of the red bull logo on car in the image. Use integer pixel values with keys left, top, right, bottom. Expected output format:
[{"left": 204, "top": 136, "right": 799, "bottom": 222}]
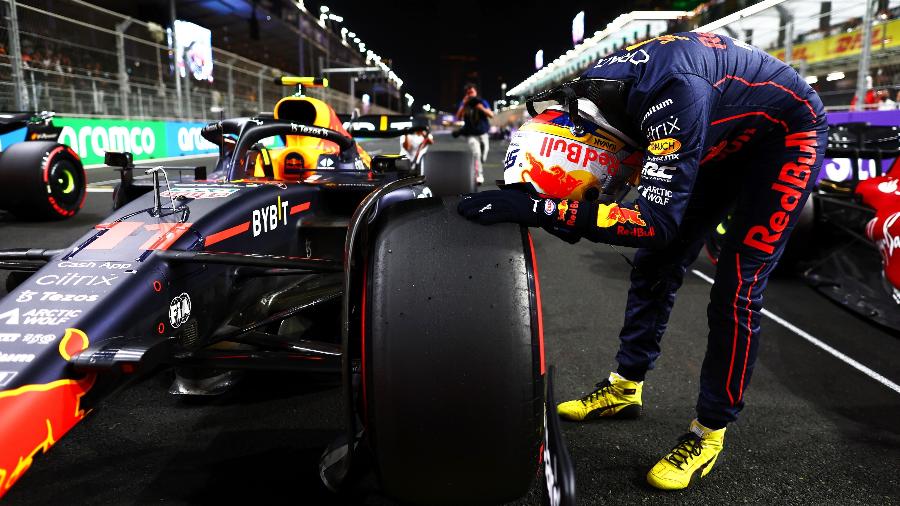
[{"left": 0, "top": 329, "right": 94, "bottom": 498}]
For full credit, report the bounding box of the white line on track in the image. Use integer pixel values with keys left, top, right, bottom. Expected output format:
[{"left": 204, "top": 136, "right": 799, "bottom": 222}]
[
  {"left": 86, "top": 187, "right": 115, "bottom": 192},
  {"left": 691, "top": 269, "right": 900, "bottom": 395}
]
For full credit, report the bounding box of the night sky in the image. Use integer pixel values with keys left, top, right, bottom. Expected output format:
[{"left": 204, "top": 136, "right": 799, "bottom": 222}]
[{"left": 322, "top": 0, "right": 639, "bottom": 111}]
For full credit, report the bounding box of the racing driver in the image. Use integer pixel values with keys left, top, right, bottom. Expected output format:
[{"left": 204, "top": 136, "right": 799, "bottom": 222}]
[{"left": 458, "top": 32, "right": 827, "bottom": 489}]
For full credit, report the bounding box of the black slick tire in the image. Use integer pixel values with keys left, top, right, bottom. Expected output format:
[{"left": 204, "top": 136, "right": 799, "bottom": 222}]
[
  {"left": 421, "top": 150, "right": 476, "bottom": 196},
  {"left": 0, "top": 141, "right": 86, "bottom": 220},
  {"left": 363, "top": 197, "right": 544, "bottom": 505}
]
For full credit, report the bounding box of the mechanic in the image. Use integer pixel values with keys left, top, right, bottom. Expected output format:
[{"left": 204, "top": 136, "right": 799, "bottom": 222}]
[
  {"left": 458, "top": 32, "right": 827, "bottom": 490},
  {"left": 400, "top": 128, "right": 434, "bottom": 172},
  {"left": 454, "top": 83, "right": 494, "bottom": 184}
]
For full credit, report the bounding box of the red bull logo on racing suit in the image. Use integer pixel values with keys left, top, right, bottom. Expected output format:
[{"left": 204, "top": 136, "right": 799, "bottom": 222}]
[
  {"left": 596, "top": 203, "right": 647, "bottom": 228},
  {"left": 743, "top": 131, "right": 817, "bottom": 254}
]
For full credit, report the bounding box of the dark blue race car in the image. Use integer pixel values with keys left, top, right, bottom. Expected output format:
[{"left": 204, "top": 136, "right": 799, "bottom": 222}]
[{"left": 0, "top": 80, "right": 574, "bottom": 505}]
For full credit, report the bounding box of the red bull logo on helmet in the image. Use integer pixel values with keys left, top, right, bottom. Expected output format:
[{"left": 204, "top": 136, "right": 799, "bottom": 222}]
[
  {"left": 507, "top": 109, "right": 641, "bottom": 199},
  {"left": 539, "top": 136, "right": 621, "bottom": 171},
  {"left": 521, "top": 152, "right": 583, "bottom": 198}
]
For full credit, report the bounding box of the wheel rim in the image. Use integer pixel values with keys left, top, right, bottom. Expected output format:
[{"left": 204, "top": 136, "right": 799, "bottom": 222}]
[{"left": 48, "top": 159, "right": 83, "bottom": 208}]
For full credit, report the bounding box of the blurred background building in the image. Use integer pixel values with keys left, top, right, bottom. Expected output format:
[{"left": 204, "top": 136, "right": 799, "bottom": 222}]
[
  {"left": 500, "top": 0, "right": 899, "bottom": 125},
  {"left": 1, "top": 0, "right": 896, "bottom": 122},
  {"left": 0, "top": 0, "right": 409, "bottom": 120}
]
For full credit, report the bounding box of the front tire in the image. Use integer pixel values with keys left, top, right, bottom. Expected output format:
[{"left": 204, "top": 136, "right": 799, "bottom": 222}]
[
  {"left": 0, "top": 141, "right": 86, "bottom": 220},
  {"left": 422, "top": 150, "right": 476, "bottom": 196},
  {"left": 364, "top": 197, "right": 544, "bottom": 505}
]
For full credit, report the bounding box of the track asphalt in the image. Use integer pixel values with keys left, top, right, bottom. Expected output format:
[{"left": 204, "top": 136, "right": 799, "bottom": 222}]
[{"left": 1, "top": 135, "right": 898, "bottom": 505}]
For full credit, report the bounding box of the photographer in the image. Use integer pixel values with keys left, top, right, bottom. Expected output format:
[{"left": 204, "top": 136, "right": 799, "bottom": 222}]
[{"left": 455, "top": 84, "right": 494, "bottom": 185}]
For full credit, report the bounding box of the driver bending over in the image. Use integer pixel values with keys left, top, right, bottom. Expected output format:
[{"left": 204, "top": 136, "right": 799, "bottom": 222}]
[{"left": 458, "top": 32, "right": 827, "bottom": 490}]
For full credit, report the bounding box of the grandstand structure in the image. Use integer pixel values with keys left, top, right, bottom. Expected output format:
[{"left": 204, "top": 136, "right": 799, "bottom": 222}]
[
  {"left": 507, "top": 0, "right": 899, "bottom": 113},
  {"left": 0, "top": 0, "right": 405, "bottom": 121}
]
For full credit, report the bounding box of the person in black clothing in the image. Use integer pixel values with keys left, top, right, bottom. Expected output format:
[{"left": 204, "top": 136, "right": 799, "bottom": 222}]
[{"left": 455, "top": 84, "right": 494, "bottom": 184}]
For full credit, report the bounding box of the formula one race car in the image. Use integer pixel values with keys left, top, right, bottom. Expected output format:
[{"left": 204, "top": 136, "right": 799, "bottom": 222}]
[
  {"left": 705, "top": 122, "right": 900, "bottom": 332},
  {"left": 802, "top": 123, "right": 900, "bottom": 331},
  {"left": 0, "top": 78, "right": 574, "bottom": 504},
  {"left": 0, "top": 111, "right": 86, "bottom": 220}
]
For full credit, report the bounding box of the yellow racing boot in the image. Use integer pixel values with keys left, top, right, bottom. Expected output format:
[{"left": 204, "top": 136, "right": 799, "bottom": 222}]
[
  {"left": 646, "top": 419, "right": 726, "bottom": 490},
  {"left": 556, "top": 372, "right": 642, "bottom": 421}
]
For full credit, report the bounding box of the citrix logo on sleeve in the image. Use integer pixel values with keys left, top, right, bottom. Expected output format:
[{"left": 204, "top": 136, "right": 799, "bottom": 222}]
[{"left": 645, "top": 116, "right": 680, "bottom": 141}]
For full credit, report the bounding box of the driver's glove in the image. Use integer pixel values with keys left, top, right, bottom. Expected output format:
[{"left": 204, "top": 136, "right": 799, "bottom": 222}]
[{"left": 457, "top": 187, "right": 557, "bottom": 227}]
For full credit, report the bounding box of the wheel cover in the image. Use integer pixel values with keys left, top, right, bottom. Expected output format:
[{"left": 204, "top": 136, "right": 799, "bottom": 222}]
[
  {"left": 58, "top": 167, "right": 75, "bottom": 194},
  {"left": 48, "top": 159, "right": 83, "bottom": 208}
]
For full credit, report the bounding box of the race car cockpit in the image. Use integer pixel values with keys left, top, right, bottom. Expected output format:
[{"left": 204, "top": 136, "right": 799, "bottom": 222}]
[{"left": 197, "top": 76, "right": 428, "bottom": 183}]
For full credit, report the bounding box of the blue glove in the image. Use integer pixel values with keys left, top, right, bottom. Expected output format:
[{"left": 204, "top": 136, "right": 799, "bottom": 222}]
[{"left": 457, "top": 189, "right": 557, "bottom": 227}]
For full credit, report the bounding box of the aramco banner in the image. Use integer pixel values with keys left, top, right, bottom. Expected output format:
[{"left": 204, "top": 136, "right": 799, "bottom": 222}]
[
  {"left": 53, "top": 117, "right": 218, "bottom": 165},
  {"left": 0, "top": 117, "right": 282, "bottom": 165}
]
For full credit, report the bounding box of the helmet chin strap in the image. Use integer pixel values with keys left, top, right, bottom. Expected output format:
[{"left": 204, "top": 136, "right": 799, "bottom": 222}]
[{"left": 563, "top": 89, "right": 587, "bottom": 136}]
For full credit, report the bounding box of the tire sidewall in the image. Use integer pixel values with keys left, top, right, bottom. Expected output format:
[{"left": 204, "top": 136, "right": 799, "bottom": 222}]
[{"left": 0, "top": 141, "right": 86, "bottom": 220}]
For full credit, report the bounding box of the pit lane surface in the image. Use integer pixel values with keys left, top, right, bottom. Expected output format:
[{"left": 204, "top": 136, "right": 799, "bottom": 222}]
[{"left": 2, "top": 136, "right": 899, "bottom": 505}]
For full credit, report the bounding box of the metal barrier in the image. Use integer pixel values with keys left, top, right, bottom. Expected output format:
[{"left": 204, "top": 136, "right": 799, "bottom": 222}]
[{"left": 0, "top": 0, "right": 396, "bottom": 121}]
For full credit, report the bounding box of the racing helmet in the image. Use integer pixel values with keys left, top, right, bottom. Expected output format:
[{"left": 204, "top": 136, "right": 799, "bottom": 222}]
[{"left": 504, "top": 92, "right": 642, "bottom": 202}]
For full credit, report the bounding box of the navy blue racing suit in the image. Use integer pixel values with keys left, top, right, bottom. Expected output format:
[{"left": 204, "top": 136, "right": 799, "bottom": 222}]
[{"left": 561, "top": 32, "right": 827, "bottom": 428}]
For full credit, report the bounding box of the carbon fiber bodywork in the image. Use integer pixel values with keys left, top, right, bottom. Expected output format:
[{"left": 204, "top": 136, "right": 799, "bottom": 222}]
[{"left": 0, "top": 114, "right": 431, "bottom": 497}]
